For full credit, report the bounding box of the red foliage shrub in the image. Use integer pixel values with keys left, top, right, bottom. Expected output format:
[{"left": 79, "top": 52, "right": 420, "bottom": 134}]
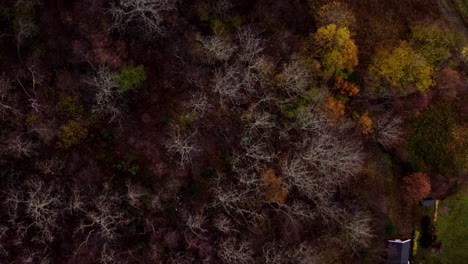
[{"left": 403, "top": 172, "right": 431, "bottom": 203}]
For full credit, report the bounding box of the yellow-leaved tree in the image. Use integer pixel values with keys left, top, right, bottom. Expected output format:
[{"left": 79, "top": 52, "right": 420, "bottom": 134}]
[
  {"left": 313, "top": 24, "right": 358, "bottom": 77},
  {"left": 369, "top": 41, "right": 434, "bottom": 95},
  {"left": 411, "top": 25, "right": 457, "bottom": 65}
]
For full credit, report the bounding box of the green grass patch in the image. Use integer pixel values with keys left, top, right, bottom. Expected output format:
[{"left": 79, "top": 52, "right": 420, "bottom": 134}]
[
  {"left": 406, "top": 99, "right": 466, "bottom": 176},
  {"left": 431, "top": 185, "right": 468, "bottom": 263}
]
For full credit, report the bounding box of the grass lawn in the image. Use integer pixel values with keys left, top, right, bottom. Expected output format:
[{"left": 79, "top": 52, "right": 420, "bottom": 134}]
[{"left": 431, "top": 184, "right": 468, "bottom": 263}]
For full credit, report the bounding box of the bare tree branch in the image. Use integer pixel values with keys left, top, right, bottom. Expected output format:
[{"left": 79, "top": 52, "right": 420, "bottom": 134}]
[{"left": 108, "top": 0, "right": 178, "bottom": 37}]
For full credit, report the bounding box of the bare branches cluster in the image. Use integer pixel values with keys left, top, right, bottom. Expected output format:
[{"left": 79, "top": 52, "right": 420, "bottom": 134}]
[
  {"left": 212, "top": 64, "right": 244, "bottom": 103},
  {"left": 3, "top": 179, "right": 63, "bottom": 244},
  {"left": 340, "top": 210, "right": 374, "bottom": 251},
  {"left": 262, "top": 242, "right": 317, "bottom": 264},
  {"left": 35, "top": 157, "right": 65, "bottom": 176},
  {"left": 302, "top": 133, "right": 364, "bottom": 181},
  {"left": 0, "top": 74, "right": 19, "bottom": 120},
  {"left": 4, "top": 135, "right": 37, "bottom": 159},
  {"left": 374, "top": 113, "right": 404, "bottom": 149},
  {"left": 108, "top": 0, "right": 178, "bottom": 37},
  {"left": 209, "top": 27, "right": 269, "bottom": 103},
  {"left": 186, "top": 92, "right": 211, "bottom": 119},
  {"left": 77, "top": 184, "right": 128, "bottom": 243},
  {"left": 85, "top": 65, "right": 122, "bottom": 122},
  {"left": 218, "top": 237, "right": 254, "bottom": 264},
  {"left": 164, "top": 124, "right": 200, "bottom": 166},
  {"left": 237, "top": 27, "right": 263, "bottom": 64},
  {"left": 294, "top": 104, "right": 329, "bottom": 132},
  {"left": 280, "top": 58, "right": 312, "bottom": 97},
  {"left": 198, "top": 34, "right": 235, "bottom": 62}
]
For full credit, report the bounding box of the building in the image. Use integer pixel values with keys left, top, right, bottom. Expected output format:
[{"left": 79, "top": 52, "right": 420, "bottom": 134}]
[
  {"left": 420, "top": 199, "right": 436, "bottom": 207},
  {"left": 387, "top": 239, "right": 411, "bottom": 264}
]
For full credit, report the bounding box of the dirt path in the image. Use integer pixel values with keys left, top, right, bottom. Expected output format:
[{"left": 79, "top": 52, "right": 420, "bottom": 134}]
[{"left": 437, "top": 0, "right": 468, "bottom": 46}]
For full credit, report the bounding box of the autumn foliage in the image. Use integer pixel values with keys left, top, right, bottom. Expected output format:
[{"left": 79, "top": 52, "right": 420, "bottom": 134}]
[
  {"left": 325, "top": 95, "right": 345, "bottom": 120},
  {"left": 260, "top": 168, "right": 288, "bottom": 204},
  {"left": 370, "top": 41, "right": 434, "bottom": 95},
  {"left": 403, "top": 173, "right": 431, "bottom": 203},
  {"left": 333, "top": 76, "right": 360, "bottom": 96},
  {"left": 357, "top": 112, "right": 373, "bottom": 135},
  {"left": 313, "top": 24, "right": 358, "bottom": 77}
]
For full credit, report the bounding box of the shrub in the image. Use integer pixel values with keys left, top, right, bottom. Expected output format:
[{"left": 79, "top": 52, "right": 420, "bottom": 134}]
[
  {"left": 116, "top": 65, "right": 146, "bottom": 92},
  {"left": 403, "top": 173, "right": 431, "bottom": 203},
  {"left": 56, "top": 120, "right": 88, "bottom": 149},
  {"left": 56, "top": 95, "right": 84, "bottom": 118},
  {"left": 357, "top": 112, "right": 373, "bottom": 135}
]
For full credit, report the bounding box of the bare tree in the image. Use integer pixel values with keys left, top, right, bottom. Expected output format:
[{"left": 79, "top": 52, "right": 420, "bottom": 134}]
[
  {"left": 237, "top": 27, "right": 263, "bottom": 64},
  {"left": 214, "top": 214, "right": 238, "bottom": 234},
  {"left": 340, "top": 210, "right": 374, "bottom": 252},
  {"left": 280, "top": 58, "right": 312, "bottom": 97},
  {"left": 14, "top": 0, "right": 38, "bottom": 62},
  {"left": 302, "top": 134, "right": 363, "bottom": 181},
  {"left": 198, "top": 34, "right": 235, "bottom": 62},
  {"left": 288, "top": 242, "right": 318, "bottom": 264},
  {"left": 294, "top": 104, "right": 329, "bottom": 132},
  {"left": 262, "top": 242, "right": 318, "bottom": 264},
  {"left": 75, "top": 184, "right": 130, "bottom": 262},
  {"left": 0, "top": 224, "right": 7, "bottom": 255},
  {"left": 164, "top": 124, "right": 200, "bottom": 166},
  {"left": 281, "top": 157, "right": 335, "bottom": 202},
  {"left": 77, "top": 184, "right": 128, "bottom": 244},
  {"left": 262, "top": 243, "right": 288, "bottom": 264},
  {"left": 374, "top": 113, "right": 404, "bottom": 149},
  {"left": 35, "top": 158, "right": 64, "bottom": 175},
  {"left": 5, "top": 135, "right": 37, "bottom": 159},
  {"left": 243, "top": 111, "right": 277, "bottom": 131},
  {"left": 212, "top": 64, "right": 243, "bottom": 103},
  {"left": 108, "top": 0, "right": 178, "bottom": 37},
  {"left": 184, "top": 210, "right": 207, "bottom": 240},
  {"left": 240, "top": 131, "right": 275, "bottom": 164},
  {"left": 211, "top": 171, "right": 263, "bottom": 218},
  {"left": 0, "top": 74, "right": 20, "bottom": 120},
  {"left": 218, "top": 237, "right": 254, "bottom": 264},
  {"left": 212, "top": 0, "right": 233, "bottom": 17},
  {"left": 16, "top": 66, "right": 46, "bottom": 113},
  {"left": 85, "top": 65, "right": 122, "bottom": 122},
  {"left": 186, "top": 92, "right": 211, "bottom": 119},
  {"left": 125, "top": 181, "right": 147, "bottom": 208},
  {"left": 3, "top": 179, "right": 63, "bottom": 244}
]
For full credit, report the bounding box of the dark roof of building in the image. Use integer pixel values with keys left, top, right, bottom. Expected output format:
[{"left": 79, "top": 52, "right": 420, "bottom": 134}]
[
  {"left": 387, "top": 239, "right": 411, "bottom": 264},
  {"left": 420, "top": 199, "right": 436, "bottom": 206}
]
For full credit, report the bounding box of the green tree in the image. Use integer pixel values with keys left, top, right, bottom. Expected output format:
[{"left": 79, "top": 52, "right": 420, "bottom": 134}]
[
  {"left": 313, "top": 24, "right": 358, "bottom": 77},
  {"left": 411, "top": 25, "right": 457, "bottom": 65},
  {"left": 369, "top": 41, "right": 434, "bottom": 95},
  {"left": 116, "top": 65, "right": 146, "bottom": 92}
]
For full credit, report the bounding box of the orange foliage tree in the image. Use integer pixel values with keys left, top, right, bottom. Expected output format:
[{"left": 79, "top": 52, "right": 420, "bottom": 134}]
[
  {"left": 325, "top": 95, "right": 345, "bottom": 120},
  {"left": 260, "top": 168, "right": 288, "bottom": 204},
  {"left": 403, "top": 172, "right": 431, "bottom": 203},
  {"left": 333, "top": 76, "right": 360, "bottom": 96},
  {"left": 357, "top": 112, "right": 373, "bottom": 135}
]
